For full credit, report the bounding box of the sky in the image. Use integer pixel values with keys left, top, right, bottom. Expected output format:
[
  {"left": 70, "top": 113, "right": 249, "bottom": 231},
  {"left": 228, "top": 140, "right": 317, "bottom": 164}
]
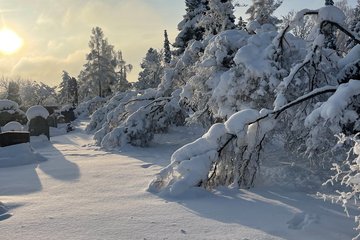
[{"left": 0, "top": 0, "right": 357, "bottom": 87}]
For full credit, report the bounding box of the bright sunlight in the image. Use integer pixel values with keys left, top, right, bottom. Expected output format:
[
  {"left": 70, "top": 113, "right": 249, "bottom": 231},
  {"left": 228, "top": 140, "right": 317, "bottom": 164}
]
[{"left": 0, "top": 28, "right": 22, "bottom": 54}]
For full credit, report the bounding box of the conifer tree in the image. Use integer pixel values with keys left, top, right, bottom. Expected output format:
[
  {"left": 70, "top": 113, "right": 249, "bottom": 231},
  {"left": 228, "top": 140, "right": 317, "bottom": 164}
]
[
  {"left": 79, "top": 27, "right": 117, "bottom": 98},
  {"left": 246, "top": 0, "right": 282, "bottom": 26},
  {"left": 199, "top": 0, "right": 236, "bottom": 36},
  {"left": 134, "top": 48, "right": 164, "bottom": 90},
  {"left": 68, "top": 77, "right": 78, "bottom": 106},
  {"left": 58, "top": 71, "right": 71, "bottom": 104},
  {"left": 6, "top": 81, "right": 21, "bottom": 105},
  {"left": 164, "top": 30, "right": 172, "bottom": 64},
  {"left": 237, "top": 16, "right": 247, "bottom": 30},
  {"left": 115, "top": 50, "right": 132, "bottom": 92},
  {"left": 173, "top": 0, "right": 208, "bottom": 54}
]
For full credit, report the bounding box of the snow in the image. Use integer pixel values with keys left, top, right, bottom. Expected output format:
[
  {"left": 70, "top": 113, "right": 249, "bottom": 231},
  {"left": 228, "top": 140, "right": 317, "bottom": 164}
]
[
  {"left": 0, "top": 120, "right": 357, "bottom": 239},
  {"left": 224, "top": 109, "right": 260, "bottom": 135},
  {"left": 0, "top": 143, "right": 46, "bottom": 168},
  {"left": 25, "top": 105, "right": 49, "bottom": 121},
  {"left": 2, "top": 121, "right": 23, "bottom": 132},
  {"left": 0, "top": 99, "right": 19, "bottom": 111},
  {"left": 305, "top": 80, "right": 360, "bottom": 126},
  {"left": 318, "top": 6, "right": 346, "bottom": 26},
  {"left": 338, "top": 44, "right": 360, "bottom": 69}
]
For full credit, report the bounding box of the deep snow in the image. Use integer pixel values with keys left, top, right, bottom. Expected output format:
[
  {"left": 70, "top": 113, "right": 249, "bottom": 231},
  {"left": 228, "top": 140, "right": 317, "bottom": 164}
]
[{"left": 0, "top": 121, "right": 358, "bottom": 240}]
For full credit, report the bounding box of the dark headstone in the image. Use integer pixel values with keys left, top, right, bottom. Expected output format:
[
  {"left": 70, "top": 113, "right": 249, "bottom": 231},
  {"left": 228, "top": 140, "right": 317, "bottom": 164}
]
[
  {"left": 28, "top": 116, "right": 50, "bottom": 139},
  {"left": 61, "top": 109, "right": 76, "bottom": 123},
  {"left": 47, "top": 114, "right": 58, "bottom": 128},
  {"left": 0, "top": 131, "right": 30, "bottom": 147}
]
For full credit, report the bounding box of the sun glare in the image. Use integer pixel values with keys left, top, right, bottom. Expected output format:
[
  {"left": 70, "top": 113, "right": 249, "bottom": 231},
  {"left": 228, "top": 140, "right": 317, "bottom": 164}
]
[{"left": 0, "top": 28, "right": 23, "bottom": 54}]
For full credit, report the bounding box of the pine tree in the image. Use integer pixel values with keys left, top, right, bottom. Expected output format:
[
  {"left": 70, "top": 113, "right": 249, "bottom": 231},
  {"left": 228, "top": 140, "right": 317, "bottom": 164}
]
[
  {"left": 79, "top": 27, "right": 117, "bottom": 98},
  {"left": 6, "top": 81, "right": 21, "bottom": 105},
  {"left": 237, "top": 16, "right": 247, "bottom": 30},
  {"left": 134, "top": 48, "right": 164, "bottom": 90},
  {"left": 173, "top": 0, "right": 208, "bottom": 54},
  {"left": 325, "top": 0, "right": 334, "bottom": 5},
  {"left": 246, "top": 0, "right": 282, "bottom": 26},
  {"left": 163, "top": 30, "right": 172, "bottom": 64},
  {"left": 199, "top": 0, "right": 236, "bottom": 36},
  {"left": 115, "top": 50, "right": 132, "bottom": 92},
  {"left": 58, "top": 71, "right": 71, "bottom": 104},
  {"left": 68, "top": 77, "right": 78, "bottom": 106}
]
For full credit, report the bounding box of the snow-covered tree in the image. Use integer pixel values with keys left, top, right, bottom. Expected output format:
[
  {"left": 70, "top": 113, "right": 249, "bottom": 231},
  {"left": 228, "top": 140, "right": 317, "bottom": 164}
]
[
  {"left": 198, "top": 0, "right": 236, "bottom": 36},
  {"left": 6, "top": 81, "right": 21, "bottom": 105},
  {"left": 78, "top": 27, "right": 117, "bottom": 98},
  {"left": 245, "top": 0, "right": 282, "bottom": 27},
  {"left": 281, "top": 10, "right": 315, "bottom": 39},
  {"left": 68, "top": 77, "right": 78, "bottom": 106},
  {"left": 164, "top": 30, "right": 172, "bottom": 64},
  {"left": 20, "top": 81, "right": 57, "bottom": 108},
  {"left": 58, "top": 71, "right": 71, "bottom": 104},
  {"left": 173, "top": 0, "right": 208, "bottom": 54},
  {"left": 237, "top": 16, "right": 247, "bottom": 31},
  {"left": 149, "top": 4, "right": 360, "bottom": 196},
  {"left": 322, "top": 1, "right": 337, "bottom": 50},
  {"left": 134, "top": 48, "right": 164, "bottom": 90},
  {"left": 347, "top": 0, "right": 360, "bottom": 50},
  {"left": 114, "top": 50, "right": 132, "bottom": 92}
]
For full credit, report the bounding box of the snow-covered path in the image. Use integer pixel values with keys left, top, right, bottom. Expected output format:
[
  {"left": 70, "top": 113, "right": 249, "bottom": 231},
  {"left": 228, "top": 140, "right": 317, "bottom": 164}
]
[{"left": 0, "top": 122, "right": 358, "bottom": 240}]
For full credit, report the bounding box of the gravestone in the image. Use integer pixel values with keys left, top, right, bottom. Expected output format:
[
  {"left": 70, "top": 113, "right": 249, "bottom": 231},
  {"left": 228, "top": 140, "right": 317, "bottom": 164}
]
[
  {"left": 28, "top": 116, "right": 50, "bottom": 139},
  {"left": 47, "top": 114, "right": 58, "bottom": 128},
  {"left": 61, "top": 108, "right": 76, "bottom": 123},
  {"left": 0, "top": 131, "right": 30, "bottom": 147}
]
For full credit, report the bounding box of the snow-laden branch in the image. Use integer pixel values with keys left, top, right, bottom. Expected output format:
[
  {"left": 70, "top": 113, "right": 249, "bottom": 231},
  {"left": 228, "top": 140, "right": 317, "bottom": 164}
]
[{"left": 149, "top": 84, "right": 339, "bottom": 196}]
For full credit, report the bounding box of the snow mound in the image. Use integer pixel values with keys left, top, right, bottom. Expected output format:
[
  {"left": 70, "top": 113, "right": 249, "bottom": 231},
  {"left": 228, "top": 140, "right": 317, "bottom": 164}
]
[
  {"left": 0, "top": 99, "right": 19, "bottom": 111},
  {"left": 2, "top": 121, "right": 23, "bottom": 132},
  {"left": 0, "top": 143, "right": 46, "bottom": 168},
  {"left": 0, "top": 202, "right": 11, "bottom": 221},
  {"left": 318, "top": 6, "right": 346, "bottom": 26},
  {"left": 26, "top": 105, "right": 49, "bottom": 121}
]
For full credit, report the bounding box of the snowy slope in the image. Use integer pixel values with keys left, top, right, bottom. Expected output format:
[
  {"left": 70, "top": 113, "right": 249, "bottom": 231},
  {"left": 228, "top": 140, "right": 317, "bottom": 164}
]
[{"left": 0, "top": 121, "right": 357, "bottom": 240}]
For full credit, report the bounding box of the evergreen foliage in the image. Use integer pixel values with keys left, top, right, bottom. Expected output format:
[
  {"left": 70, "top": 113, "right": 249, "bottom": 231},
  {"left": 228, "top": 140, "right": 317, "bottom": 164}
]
[
  {"left": 245, "top": 0, "right": 282, "bottom": 26},
  {"left": 134, "top": 48, "right": 164, "bottom": 90},
  {"left": 78, "top": 27, "right": 131, "bottom": 99},
  {"left": 164, "top": 30, "right": 172, "bottom": 64},
  {"left": 6, "top": 81, "right": 21, "bottom": 105}
]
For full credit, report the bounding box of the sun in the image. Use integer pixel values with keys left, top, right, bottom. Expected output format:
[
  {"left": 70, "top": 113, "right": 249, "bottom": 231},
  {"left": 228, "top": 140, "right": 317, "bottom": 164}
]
[{"left": 0, "top": 28, "right": 23, "bottom": 54}]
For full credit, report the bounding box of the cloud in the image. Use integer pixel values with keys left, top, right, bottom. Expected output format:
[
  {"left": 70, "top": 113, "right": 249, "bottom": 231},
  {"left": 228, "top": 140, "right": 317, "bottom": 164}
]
[
  {"left": 11, "top": 50, "right": 87, "bottom": 86},
  {"left": 0, "top": 0, "right": 185, "bottom": 85}
]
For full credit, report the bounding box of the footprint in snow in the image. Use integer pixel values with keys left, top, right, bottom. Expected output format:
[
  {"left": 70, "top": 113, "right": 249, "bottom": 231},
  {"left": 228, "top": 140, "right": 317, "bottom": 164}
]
[
  {"left": 180, "top": 229, "right": 187, "bottom": 234},
  {"left": 287, "top": 212, "right": 319, "bottom": 230},
  {"left": 141, "top": 163, "right": 154, "bottom": 168}
]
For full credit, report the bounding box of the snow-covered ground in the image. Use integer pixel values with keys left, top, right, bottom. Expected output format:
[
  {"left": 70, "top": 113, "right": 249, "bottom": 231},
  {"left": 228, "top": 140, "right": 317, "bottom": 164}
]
[{"left": 0, "top": 121, "right": 358, "bottom": 240}]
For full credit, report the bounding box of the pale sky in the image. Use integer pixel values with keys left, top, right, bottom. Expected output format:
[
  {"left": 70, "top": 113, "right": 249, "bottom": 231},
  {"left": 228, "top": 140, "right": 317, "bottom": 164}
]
[{"left": 0, "top": 0, "right": 357, "bottom": 87}]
